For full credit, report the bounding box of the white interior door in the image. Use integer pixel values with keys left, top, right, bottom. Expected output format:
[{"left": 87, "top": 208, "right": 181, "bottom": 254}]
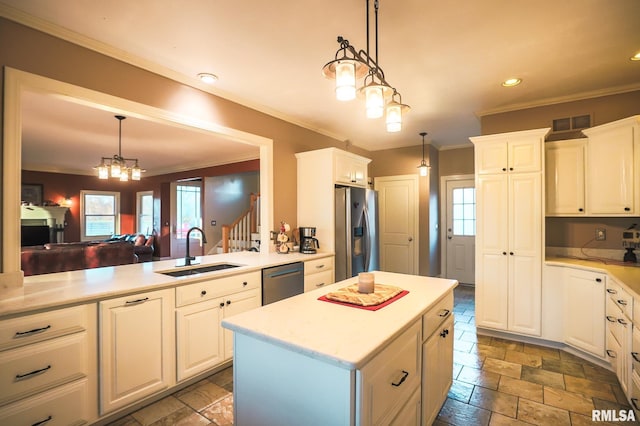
[
  {"left": 443, "top": 177, "right": 476, "bottom": 284},
  {"left": 374, "top": 175, "right": 418, "bottom": 274}
]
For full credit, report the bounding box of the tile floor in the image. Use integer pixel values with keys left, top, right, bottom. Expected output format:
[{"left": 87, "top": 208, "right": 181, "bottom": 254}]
[{"left": 108, "top": 285, "right": 636, "bottom": 425}]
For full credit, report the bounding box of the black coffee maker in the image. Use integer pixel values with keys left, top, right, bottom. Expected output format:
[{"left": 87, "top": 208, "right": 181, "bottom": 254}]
[{"left": 299, "top": 227, "right": 320, "bottom": 254}]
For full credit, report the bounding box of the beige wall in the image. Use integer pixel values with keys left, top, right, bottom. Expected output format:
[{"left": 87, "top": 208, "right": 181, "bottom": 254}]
[
  {"left": 481, "top": 91, "right": 640, "bottom": 250},
  {"left": 439, "top": 147, "right": 474, "bottom": 176}
]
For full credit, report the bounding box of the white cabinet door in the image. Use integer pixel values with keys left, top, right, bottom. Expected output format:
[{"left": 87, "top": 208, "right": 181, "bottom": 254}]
[
  {"left": 475, "top": 136, "right": 541, "bottom": 174},
  {"left": 564, "top": 269, "right": 605, "bottom": 358},
  {"left": 334, "top": 152, "right": 369, "bottom": 187},
  {"left": 508, "top": 173, "right": 542, "bottom": 336},
  {"left": 545, "top": 140, "right": 586, "bottom": 215},
  {"left": 509, "top": 138, "right": 542, "bottom": 173},
  {"left": 99, "top": 288, "right": 175, "bottom": 414},
  {"left": 422, "top": 315, "right": 454, "bottom": 426},
  {"left": 223, "top": 288, "right": 261, "bottom": 360},
  {"left": 585, "top": 125, "right": 636, "bottom": 215},
  {"left": 475, "top": 174, "right": 509, "bottom": 331},
  {"left": 176, "top": 299, "right": 223, "bottom": 382}
]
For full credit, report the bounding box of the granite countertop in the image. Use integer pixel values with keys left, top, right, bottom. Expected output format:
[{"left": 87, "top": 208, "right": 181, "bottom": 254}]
[
  {"left": 546, "top": 256, "right": 640, "bottom": 296},
  {"left": 0, "top": 251, "right": 334, "bottom": 318},
  {"left": 222, "top": 271, "right": 458, "bottom": 369}
]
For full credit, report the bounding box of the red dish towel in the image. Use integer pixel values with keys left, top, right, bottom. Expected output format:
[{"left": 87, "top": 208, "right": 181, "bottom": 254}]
[{"left": 318, "top": 290, "right": 409, "bottom": 311}]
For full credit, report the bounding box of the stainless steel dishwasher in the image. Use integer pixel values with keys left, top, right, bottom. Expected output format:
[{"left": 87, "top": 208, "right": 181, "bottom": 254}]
[{"left": 262, "top": 262, "right": 304, "bottom": 305}]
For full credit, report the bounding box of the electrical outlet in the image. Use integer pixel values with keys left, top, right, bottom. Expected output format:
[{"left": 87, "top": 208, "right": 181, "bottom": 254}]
[{"left": 595, "top": 228, "right": 606, "bottom": 241}]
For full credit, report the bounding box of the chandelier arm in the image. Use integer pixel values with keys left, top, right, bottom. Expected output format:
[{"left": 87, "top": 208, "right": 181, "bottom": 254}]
[{"left": 374, "top": 0, "right": 379, "bottom": 65}]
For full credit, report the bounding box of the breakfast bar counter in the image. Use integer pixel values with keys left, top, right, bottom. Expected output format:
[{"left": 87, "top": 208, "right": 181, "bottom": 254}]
[{"left": 222, "top": 271, "right": 457, "bottom": 425}]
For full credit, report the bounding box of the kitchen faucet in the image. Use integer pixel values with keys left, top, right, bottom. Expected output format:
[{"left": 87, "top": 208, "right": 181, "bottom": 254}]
[{"left": 185, "top": 226, "right": 207, "bottom": 266}]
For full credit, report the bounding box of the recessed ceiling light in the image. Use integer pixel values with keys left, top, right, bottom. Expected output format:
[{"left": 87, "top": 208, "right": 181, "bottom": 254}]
[
  {"left": 197, "top": 73, "right": 218, "bottom": 84},
  {"left": 502, "top": 78, "right": 522, "bottom": 87},
  {"left": 631, "top": 52, "right": 640, "bottom": 61}
]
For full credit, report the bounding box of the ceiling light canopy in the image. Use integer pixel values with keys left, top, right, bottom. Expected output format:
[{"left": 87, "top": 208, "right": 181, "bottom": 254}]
[
  {"left": 502, "top": 78, "right": 522, "bottom": 87},
  {"left": 95, "top": 115, "right": 144, "bottom": 181},
  {"left": 417, "top": 132, "right": 430, "bottom": 176},
  {"left": 322, "top": 0, "right": 410, "bottom": 132}
]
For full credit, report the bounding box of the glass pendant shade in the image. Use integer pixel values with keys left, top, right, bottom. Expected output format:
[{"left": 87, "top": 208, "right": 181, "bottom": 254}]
[
  {"left": 131, "top": 164, "right": 141, "bottom": 181},
  {"left": 98, "top": 163, "right": 109, "bottom": 179},
  {"left": 110, "top": 162, "right": 121, "bottom": 178},
  {"left": 335, "top": 61, "right": 357, "bottom": 101},
  {"left": 365, "top": 85, "right": 385, "bottom": 118},
  {"left": 120, "top": 168, "right": 129, "bottom": 182},
  {"left": 386, "top": 101, "right": 402, "bottom": 132},
  {"left": 419, "top": 163, "right": 428, "bottom": 177}
]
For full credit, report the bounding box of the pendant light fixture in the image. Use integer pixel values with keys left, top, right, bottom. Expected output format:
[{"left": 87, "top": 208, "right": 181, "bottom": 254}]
[
  {"left": 417, "top": 132, "right": 430, "bottom": 177},
  {"left": 322, "top": 0, "right": 410, "bottom": 132},
  {"left": 95, "top": 115, "right": 144, "bottom": 181}
]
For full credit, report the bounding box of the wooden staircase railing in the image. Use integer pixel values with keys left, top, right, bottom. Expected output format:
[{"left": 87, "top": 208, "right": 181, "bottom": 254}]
[{"left": 220, "top": 193, "right": 260, "bottom": 253}]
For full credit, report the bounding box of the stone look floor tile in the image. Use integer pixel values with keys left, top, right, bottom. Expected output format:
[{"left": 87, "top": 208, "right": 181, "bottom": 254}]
[
  {"left": 517, "top": 398, "right": 571, "bottom": 426},
  {"left": 448, "top": 379, "right": 475, "bottom": 403},
  {"left": 468, "top": 386, "right": 518, "bottom": 418},
  {"left": 489, "top": 412, "right": 535, "bottom": 425},
  {"left": 482, "top": 357, "right": 522, "bottom": 379},
  {"left": 490, "top": 337, "right": 524, "bottom": 352},
  {"left": 504, "top": 350, "right": 542, "bottom": 368},
  {"left": 436, "top": 397, "right": 492, "bottom": 425},
  {"left": 200, "top": 394, "right": 234, "bottom": 426},
  {"left": 476, "top": 343, "right": 507, "bottom": 360},
  {"left": 543, "top": 386, "right": 595, "bottom": 416},
  {"left": 457, "top": 365, "right": 501, "bottom": 390},
  {"left": 497, "top": 376, "right": 543, "bottom": 403},
  {"left": 131, "top": 396, "right": 186, "bottom": 426},
  {"left": 520, "top": 365, "right": 566, "bottom": 389},
  {"left": 149, "top": 406, "right": 211, "bottom": 426},
  {"left": 564, "top": 375, "right": 617, "bottom": 402},
  {"left": 541, "top": 357, "right": 585, "bottom": 378},
  {"left": 454, "top": 349, "right": 485, "bottom": 369},
  {"left": 175, "top": 381, "right": 230, "bottom": 412},
  {"left": 523, "top": 342, "right": 561, "bottom": 360}
]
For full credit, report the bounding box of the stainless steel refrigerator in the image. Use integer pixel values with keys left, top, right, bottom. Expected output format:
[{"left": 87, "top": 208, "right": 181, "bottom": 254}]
[{"left": 334, "top": 186, "right": 380, "bottom": 281}]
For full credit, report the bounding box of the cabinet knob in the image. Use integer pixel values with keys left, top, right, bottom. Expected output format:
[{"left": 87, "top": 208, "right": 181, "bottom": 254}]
[
  {"left": 509, "top": 167, "right": 514, "bottom": 171},
  {"left": 625, "top": 207, "right": 631, "bottom": 212},
  {"left": 201, "top": 290, "right": 207, "bottom": 296},
  {"left": 226, "top": 300, "right": 231, "bottom": 305},
  {"left": 509, "top": 252, "right": 514, "bottom": 256},
  {"left": 502, "top": 252, "right": 507, "bottom": 255},
  {"left": 596, "top": 278, "right": 602, "bottom": 283},
  {"left": 440, "top": 329, "right": 450, "bottom": 338},
  {"left": 578, "top": 208, "right": 584, "bottom": 212},
  {"left": 502, "top": 167, "right": 507, "bottom": 172},
  {"left": 242, "top": 281, "right": 248, "bottom": 286},
  {"left": 220, "top": 302, "right": 225, "bottom": 308}
]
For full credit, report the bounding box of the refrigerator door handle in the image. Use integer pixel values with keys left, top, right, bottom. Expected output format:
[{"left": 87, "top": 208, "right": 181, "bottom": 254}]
[{"left": 363, "top": 206, "right": 371, "bottom": 271}]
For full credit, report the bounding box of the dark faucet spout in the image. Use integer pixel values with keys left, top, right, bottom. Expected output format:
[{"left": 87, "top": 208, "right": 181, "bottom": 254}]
[{"left": 185, "top": 226, "right": 207, "bottom": 266}]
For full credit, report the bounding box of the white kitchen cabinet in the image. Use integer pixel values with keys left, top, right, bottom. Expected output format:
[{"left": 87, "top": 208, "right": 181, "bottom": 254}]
[
  {"left": 474, "top": 130, "right": 542, "bottom": 175},
  {"left": 422, "top": 314, "right": 454, "bottom": 425},
  {"left": 582, "top": 115, "right": 640, "bottom": 216},
  {"left": 304, "top": 255, "right": 334, "bottom": 292},
  {"left": 0, "top": 304, "right": 97, "bottom": 424},
  {"left": 99, "top": 288, "right": 175, "bottom": 415},
  {"left": 472, "top": 128, "right": 547, "bottom": 337},
  {"left": 545, "top": 139, "right": 586, "bottom": 216},
  {"left": 176, "top": 272, "right": 261, "bottom": 381},
  {"left": 563, "top": 269, "right": 605, "bottom": 358},
  {"left": 296, "top": 148, "right": 371, "bottom": 252}
]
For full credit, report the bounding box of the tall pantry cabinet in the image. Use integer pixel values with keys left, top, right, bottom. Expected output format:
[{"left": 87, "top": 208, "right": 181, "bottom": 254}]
[{"left": 471, "top": 128, "right": 549, "bottom": 337}]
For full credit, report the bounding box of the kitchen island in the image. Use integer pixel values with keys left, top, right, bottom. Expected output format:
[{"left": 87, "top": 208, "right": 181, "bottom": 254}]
[{"left": 222, "top": 271, "right": 457, "bottom": 425}]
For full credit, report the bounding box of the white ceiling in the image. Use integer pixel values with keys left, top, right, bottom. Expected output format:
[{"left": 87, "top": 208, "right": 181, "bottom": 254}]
[{"left": 3, "top": 0, "right": 640, "bottom": 174}]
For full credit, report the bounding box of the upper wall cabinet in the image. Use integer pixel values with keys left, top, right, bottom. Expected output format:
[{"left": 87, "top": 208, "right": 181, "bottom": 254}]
[
  {"left": 475, "top": 129, "right": 543, "bottom": 175},
  {"left": 546, "top": 116, "right": 640, "bottom": 217},
  {"left": 545, "top": 139, "right": 587, "bottom": 216},
  {"left": 582, "top": 116, "right": 640, "bottom": 216}
]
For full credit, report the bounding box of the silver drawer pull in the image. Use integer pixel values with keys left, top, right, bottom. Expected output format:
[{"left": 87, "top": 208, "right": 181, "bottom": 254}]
[
  {"left": 14, "top": 324, "right": 52, "bottom": 338},
  {"left": 32, "top": 416, "right": 53, "bottom": 426},
  {"left": 438, "top": 309, "right": 451, "bottom": 318},
  {"left": 606, "top": 315, "right": 617, "bottom": 323},
  {"left": 16, "top": 364, "right": 51, "bottom": 380},
  {"left": 391, "top": 370, "right": 409, "bottom": 387},
  {"left": 632, "top": 352, "right": 640, "bottom": 363},
  {"left": 617, "top": 299, "right": 628, "bottom": 306},
  {"left": 125, "top": 297, "right": 149, "bottom": 305}
]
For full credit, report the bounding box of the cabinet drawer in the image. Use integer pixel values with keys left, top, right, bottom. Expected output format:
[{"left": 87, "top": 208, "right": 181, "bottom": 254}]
[
  {"left": 606, "top": 296, "right": 623, "bottom": 345},
  {"left": 304, "top": 257, "right": 334, "bottom": 275},
  {"left": 176, "top": 271, "right": 261, "bottom": 307},
  {"left": 0, "top": 378, "right": 91, "bottom": 425},
  {"left": 607, "top": 279, "right": 632, "bottom": 320},
  {"left": 0, "top": 332, "right": 88, "bottom": 405},
  {"left": 304, "top": 270, "right": 333, "bottom": 292},
  {"left": 422, "top": 292, "right": 454, "bottom": 341},
  {"left": 632, "top": 325, "right": 640, "bottom": 382},
  {"left": 358, "top": 321, "right": 421, "bottom": 425},
  {"left": 0, "top": 305, "right": 90, "bottom": 351}
]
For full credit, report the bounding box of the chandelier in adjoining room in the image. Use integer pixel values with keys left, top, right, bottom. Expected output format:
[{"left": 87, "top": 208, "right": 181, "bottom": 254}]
[
  {"left": 322, "top": 0, "right": 410, "bottom": 132},
  {"left": 95, "top": 115, "right": 144, "bottom": 181}
]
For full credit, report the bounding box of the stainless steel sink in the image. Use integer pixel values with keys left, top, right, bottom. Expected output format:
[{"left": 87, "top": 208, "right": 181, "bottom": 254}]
[{"left": 158, "top": 263, "right": 240, "bottom": 277}]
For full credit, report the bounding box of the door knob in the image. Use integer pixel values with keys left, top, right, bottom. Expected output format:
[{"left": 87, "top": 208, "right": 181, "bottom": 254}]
[{"left": 408, "top": 237, "right": 413, "bottom": 242}]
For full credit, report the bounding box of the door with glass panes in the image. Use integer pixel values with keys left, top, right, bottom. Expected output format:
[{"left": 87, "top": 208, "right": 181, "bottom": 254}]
[{"left": 445, "top": 179, "right": 475, "bottom": 284}]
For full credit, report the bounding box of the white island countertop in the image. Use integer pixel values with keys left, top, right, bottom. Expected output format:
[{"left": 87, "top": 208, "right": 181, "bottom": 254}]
[
  {"left": 222, "top": 271, "right": 458, "bottom": 369},
  {"left": 0, "top": 251, "right": 333, "bottom": 318}
]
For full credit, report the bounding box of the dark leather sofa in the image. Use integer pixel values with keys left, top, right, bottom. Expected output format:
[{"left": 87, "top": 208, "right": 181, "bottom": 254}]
[{"left": 21, "top": 241, "right": 136, "bottom": 276}]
